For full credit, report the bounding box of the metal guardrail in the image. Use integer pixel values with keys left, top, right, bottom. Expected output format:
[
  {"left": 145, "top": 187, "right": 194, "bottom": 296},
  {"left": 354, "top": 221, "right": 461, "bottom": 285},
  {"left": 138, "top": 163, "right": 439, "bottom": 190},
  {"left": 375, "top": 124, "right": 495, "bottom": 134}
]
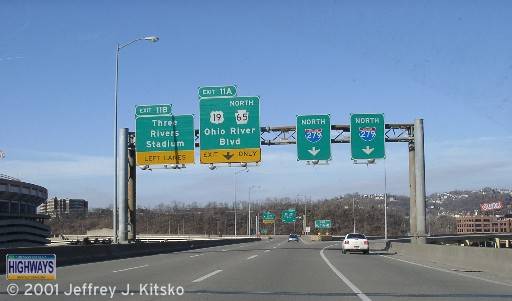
[
  {"left": 53, "top": 234, "right": 257, "bottom": 245},
  {"left": 333, "top": 233, "right": 512, "bottom": 243}
]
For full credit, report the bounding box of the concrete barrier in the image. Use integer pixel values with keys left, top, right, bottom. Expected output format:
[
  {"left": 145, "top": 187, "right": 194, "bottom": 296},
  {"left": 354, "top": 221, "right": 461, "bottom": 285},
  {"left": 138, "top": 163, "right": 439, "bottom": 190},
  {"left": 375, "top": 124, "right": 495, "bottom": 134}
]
[
  {"left": 0, "top": 238, "right": 260, "bottom": 274},
  {"left": 389, "top": 242, "right": 512, "bottom": 277}
]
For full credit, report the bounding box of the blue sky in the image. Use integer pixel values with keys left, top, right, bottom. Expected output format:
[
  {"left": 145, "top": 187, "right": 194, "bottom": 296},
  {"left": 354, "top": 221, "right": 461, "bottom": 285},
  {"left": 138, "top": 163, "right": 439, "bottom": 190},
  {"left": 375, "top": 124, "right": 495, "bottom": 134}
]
[{"left": 1, "top": 1, "right": 511, "bottom": 207}]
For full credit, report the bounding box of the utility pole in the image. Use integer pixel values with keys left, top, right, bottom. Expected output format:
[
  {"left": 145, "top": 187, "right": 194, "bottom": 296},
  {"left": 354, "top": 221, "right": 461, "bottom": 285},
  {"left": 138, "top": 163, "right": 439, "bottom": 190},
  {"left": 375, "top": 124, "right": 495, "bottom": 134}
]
[
  {"left": 304, "top": 202, "right": 307, "bottom": 235},
  {"left": 352, "top": 197, "right": 356, "bottom": 233}
]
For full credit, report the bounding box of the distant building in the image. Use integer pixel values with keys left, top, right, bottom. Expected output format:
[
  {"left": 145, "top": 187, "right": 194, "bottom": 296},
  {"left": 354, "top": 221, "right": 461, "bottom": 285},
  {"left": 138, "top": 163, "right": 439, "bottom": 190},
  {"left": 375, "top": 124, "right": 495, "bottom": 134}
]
[
  {"left": 456, "top": 215, "right": 512, "bottom": 233},
  {"left": 0, "top": 174, "right": 50, "bottom": 247},
  {"left": 38, "top": 198, "right": 88, "bottom": 217}
]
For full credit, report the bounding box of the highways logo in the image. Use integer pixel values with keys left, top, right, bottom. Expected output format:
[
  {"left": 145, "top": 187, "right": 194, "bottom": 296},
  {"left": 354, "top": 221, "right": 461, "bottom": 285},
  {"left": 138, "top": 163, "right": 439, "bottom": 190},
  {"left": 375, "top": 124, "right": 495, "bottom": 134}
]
[
  {"left": 359, "top": 127, "right": 376, "bottom": 142},
  {"left": 6, "top": 254, "right": 56, "bottom": 280},
  {"left": 305, "top": 128, "right": 323, "bottom": 143}
]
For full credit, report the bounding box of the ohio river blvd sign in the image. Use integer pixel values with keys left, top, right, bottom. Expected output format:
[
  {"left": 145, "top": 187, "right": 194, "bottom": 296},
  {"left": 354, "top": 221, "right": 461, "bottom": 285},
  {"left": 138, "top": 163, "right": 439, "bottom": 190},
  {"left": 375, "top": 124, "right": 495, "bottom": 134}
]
[
  {"left": 199, "top": 96, "right": 261, "bottom": 164},
  {"left": 136, "top": 114, "right": 195, "bottom": 165}
]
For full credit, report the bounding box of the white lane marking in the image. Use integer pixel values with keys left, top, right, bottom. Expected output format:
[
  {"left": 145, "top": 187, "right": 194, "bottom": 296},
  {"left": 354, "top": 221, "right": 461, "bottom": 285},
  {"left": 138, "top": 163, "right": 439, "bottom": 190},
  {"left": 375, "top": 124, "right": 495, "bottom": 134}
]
[
  {"left": 192, "top": 270, "right": 223, "bottom": 283},
  {"left": 112, "top": 264, "right": 149, "bottom": 273},
  {"left": 247, "top": 255, "right": 258, "bottom": 260},
  {"left": 264, "top": 250, "right": 270, "bottom": 253},
  {"left": 380, "top": 255, "right": 512, "bottom": 288},
  {"left": 320, "top": 244, "right": 372, "bottom": 301},
  {"left": 272, "top": 246, "right": 277, "bottom": 249},
  {"left": 189, "top": 254, "right": 204, "bottom": 258},
  {"left": 221, "top": 249, "right": 228, "bottom": 252}
]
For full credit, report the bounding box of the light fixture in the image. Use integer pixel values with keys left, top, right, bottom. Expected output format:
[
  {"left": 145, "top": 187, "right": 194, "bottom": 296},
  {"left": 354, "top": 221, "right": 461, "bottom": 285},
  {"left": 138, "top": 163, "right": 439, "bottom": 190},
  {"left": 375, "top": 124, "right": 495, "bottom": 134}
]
[{"left": 144, "top": 36, "right": 159, "bottom": 43}]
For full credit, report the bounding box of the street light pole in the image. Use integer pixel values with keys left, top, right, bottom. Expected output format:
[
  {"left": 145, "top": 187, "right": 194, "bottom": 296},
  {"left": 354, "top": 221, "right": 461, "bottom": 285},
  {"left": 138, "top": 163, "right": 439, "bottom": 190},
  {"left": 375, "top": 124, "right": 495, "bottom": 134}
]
[
  {"left": 248, "top": 185, "right": 260, "bottom": 236},
  {"left": 113, "top": 44, "right": 120, "bottom": 244},
  {"left": 112, "top": 36, "right": 159, "bottom": 244},
  {"left": 234, "top": 168, "right": 248, "bottom": 237}
]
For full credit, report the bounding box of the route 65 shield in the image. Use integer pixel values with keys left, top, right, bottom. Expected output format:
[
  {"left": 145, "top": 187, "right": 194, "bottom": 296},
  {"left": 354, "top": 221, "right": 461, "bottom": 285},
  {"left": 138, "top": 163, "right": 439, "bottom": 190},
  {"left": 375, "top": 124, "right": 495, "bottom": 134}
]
[
  {"left": 305, "top": 129, "right": 322, "bottom": 143},
  {"left": 359, "top": 127, "right": 376, "bottom": 142}
]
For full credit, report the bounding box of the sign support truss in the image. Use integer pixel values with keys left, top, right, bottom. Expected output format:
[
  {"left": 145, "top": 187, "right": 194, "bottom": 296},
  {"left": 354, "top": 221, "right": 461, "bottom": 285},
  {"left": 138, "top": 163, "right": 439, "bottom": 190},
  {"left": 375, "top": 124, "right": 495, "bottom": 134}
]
[{"left": 171, "top": 122, "right": 424, "bottom": 244}]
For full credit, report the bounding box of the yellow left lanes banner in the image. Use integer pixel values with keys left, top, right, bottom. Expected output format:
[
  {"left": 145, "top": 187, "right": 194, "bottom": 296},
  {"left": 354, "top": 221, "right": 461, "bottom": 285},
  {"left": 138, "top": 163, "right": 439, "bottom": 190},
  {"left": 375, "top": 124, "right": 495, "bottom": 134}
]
[{"left": 136, "top": 150, "right": 195, "bottom": 165}]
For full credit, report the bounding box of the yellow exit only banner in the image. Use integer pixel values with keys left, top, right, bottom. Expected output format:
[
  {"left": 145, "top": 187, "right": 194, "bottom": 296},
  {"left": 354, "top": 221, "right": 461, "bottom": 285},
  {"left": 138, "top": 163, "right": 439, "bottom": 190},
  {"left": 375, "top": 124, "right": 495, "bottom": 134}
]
[{"left": 200, "top": 148, "right": 261, "bottom": 164}]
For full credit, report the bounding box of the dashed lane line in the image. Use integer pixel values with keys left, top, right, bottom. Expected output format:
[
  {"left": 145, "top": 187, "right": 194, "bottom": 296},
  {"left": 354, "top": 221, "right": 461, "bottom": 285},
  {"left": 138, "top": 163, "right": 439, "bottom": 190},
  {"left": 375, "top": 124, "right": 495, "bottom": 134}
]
[
  {"left": 113, "top": 265, "right": 149, "bottom": 273},
  {"left": 192, "top": 270, "right": 223, "bottom": 283}
]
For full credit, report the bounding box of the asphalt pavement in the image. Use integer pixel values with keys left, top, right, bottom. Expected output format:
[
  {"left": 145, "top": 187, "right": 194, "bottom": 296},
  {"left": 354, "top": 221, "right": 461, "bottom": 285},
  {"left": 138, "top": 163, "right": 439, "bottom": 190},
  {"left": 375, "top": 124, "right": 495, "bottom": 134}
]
[{"left": 1, "top": 237, "right": 511, "bottom": 300}]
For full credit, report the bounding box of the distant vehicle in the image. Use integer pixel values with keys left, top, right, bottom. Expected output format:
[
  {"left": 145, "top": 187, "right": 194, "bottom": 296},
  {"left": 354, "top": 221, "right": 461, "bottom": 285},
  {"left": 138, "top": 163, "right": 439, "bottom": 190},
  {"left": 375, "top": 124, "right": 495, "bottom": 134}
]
[
  {"left": 342, "top": 233, "right": 369, "bottom": 254},
  {"left": 288, "top": 234, "right": 299, "bottom": 242}
]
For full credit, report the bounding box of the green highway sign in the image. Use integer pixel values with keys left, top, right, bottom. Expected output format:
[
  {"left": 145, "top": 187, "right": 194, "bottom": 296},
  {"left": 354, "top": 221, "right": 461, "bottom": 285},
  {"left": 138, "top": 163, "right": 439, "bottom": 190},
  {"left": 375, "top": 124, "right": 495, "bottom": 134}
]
[
  {"left": 314, "top": 219, "right": 332, "bottom": 229},
  {"left": 199, "top": 85, "right": 237, "bottom": 98},
  {"left": 281, "top": 209, "right": 297, "bottom": 223},
  {"left": 263, "top": 211, "right": 275, "bottom": 224},
  {"left": 135, "top": 114, "right": 195, "bottom": 165},
  {"left": 199, "top": 96, "right": 261, "bottom": 164},
  {"left": 296, "top": 114, "right": 331, "bottom": 161},
  {"left": 135, "top": 104, "right": 172, "bottom": 117},
  {"left": 262, "top": 211, "right": 276, "bottom": 220},
  {"left": 350, "top": 113, "right": 385, "bottom": 160}
]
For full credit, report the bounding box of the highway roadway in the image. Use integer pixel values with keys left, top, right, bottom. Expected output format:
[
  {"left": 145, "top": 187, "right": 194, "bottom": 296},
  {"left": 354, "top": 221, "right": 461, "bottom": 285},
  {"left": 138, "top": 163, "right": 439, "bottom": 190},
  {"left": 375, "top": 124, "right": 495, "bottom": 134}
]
[{"left": 1, "top": 237, "right": 512, "bottom": 300}]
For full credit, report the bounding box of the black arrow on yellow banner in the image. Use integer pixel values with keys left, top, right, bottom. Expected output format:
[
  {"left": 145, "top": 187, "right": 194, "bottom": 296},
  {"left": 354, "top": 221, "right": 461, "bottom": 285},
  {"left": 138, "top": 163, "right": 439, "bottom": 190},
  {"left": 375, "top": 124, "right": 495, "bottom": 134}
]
[{"left": 223, "top": 152, "right": 234, "bottom": 160}]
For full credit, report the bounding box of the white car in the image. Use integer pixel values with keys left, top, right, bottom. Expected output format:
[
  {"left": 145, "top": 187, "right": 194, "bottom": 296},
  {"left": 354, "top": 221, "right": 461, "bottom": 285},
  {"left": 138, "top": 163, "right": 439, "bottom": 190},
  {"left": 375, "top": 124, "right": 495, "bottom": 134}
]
[{"left": 342, "top": 233, "right": 369, "bottom": 254}]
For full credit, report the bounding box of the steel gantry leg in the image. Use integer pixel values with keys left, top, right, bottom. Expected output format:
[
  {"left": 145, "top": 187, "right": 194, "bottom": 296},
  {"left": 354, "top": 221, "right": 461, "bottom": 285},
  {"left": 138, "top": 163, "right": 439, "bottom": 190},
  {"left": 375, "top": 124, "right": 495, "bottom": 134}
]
[
  {"left": 118, "top": 128, "right": 129, "bottom": 243},
  {"left": 408, "top": 134, "right": 417, "bottom": 243},
  {"left": 128, "top": 132, "right": 137, "bottom": 242}
]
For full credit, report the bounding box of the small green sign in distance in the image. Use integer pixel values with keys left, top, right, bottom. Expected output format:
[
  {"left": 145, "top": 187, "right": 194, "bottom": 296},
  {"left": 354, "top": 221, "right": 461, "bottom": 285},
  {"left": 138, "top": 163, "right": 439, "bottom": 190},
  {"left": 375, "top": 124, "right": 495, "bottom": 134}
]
[
  {"left": 262, "top": 211, "right": 276, "bottom": 220},
  {"left": 281, "top": 209, "right": 297, "bottom": 223},
  {"left": 198, "top": 85, "right": 237, "bottom": 98},
  {"left": 314, "top": 219, "right": 332, "bottom": 229},
  {"left": 135, "top": 104, "right": 172, "bottom": 117},
  {"left": 296, "top": 114, "right": 331, "bottom": 161},
  {"left": 350, "top": 113, "right": 385, "bottom": 160}
]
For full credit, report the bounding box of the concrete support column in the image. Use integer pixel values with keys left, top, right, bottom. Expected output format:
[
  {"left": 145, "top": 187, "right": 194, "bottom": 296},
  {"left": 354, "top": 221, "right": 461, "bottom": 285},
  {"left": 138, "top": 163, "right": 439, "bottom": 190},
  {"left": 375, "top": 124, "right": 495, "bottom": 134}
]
[
  {"left": 118, "top": 128, "right": 129, "bottom": 243},
  {"left": 414, "top": 119, "right": 427, "bottom": 244}
]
